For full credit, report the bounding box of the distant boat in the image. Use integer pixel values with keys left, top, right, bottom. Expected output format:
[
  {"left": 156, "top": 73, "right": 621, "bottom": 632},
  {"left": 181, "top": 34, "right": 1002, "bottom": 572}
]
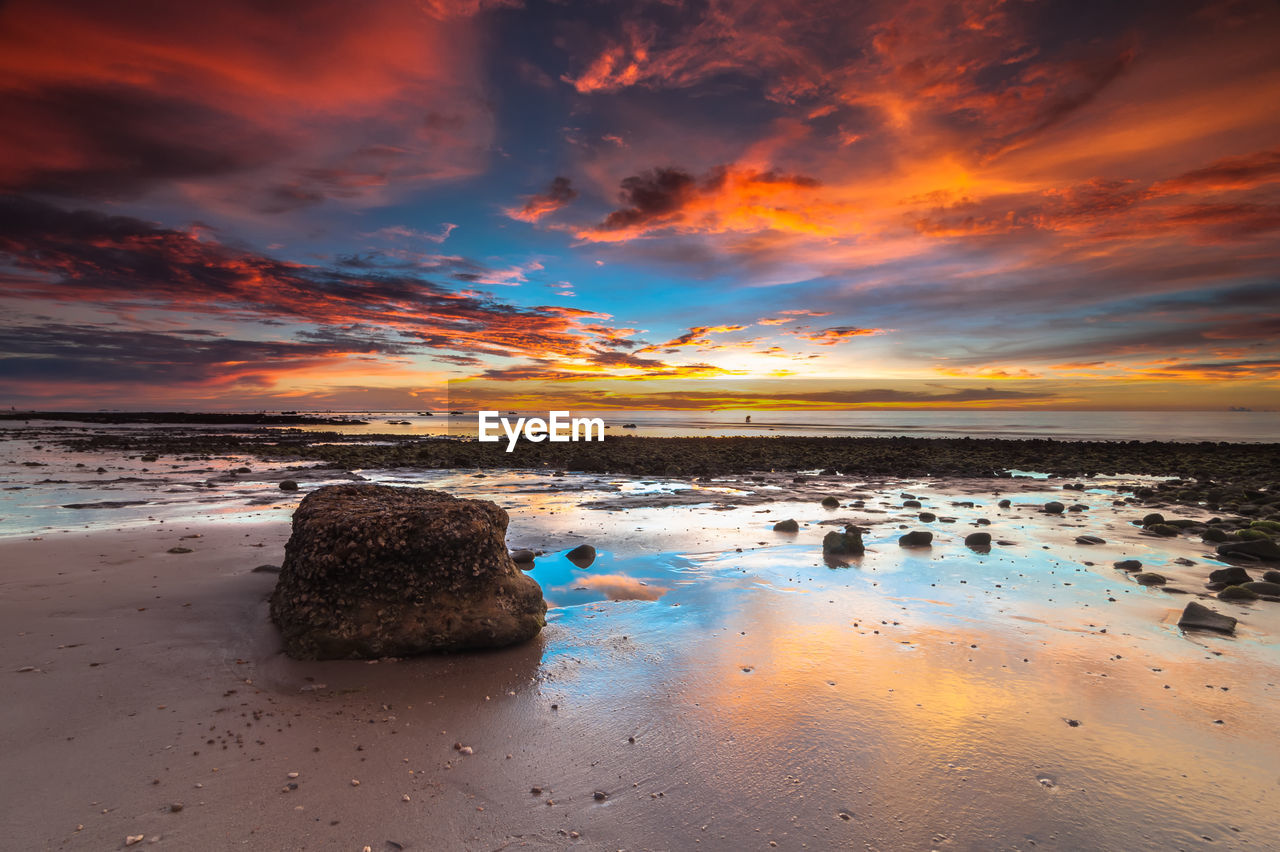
[
  {"left": 450, "top": 410, "right": 464, "bottom": 416},
  {"left": 418, "top": 411, "right": 433, "bottom": 416},
  {"left": 1229, "top": 406, "right": 1252, "bottom": 412},
  {"left": 508, "top": 410, "right": 519, "bottom": 415}
]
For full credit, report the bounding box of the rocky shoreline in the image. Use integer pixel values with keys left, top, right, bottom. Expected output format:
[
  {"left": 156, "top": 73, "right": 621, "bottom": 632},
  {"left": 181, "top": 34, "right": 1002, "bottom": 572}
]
[
  {"left": 39, "top": 430, "right": 1280, "bottom": 508},
  {"left": 0, "top": 411, "right": 363, "bottom": 426}
]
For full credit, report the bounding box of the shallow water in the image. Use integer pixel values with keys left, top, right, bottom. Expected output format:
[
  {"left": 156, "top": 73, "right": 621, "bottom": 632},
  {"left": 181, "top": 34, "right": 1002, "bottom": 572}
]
[{"left": 3, "top": 440, "right": 1279, "bottom": 848}]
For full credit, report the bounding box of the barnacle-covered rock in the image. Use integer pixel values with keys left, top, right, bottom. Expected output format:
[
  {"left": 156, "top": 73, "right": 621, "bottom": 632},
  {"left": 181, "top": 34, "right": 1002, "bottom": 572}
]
[{"left": 270, "top": 484, "right": 546, "bottom": 659}]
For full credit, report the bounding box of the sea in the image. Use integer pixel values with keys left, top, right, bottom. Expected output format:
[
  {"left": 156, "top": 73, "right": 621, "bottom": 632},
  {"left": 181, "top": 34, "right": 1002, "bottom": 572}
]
[{"left": 272, "top": 408, "right": 1271, "bottom": 443}]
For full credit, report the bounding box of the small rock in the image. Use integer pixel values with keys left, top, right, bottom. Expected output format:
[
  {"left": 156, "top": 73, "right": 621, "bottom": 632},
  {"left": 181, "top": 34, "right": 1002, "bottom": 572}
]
[
  {"left": 1075, "top": 535, "right": 1105, "bottom": 545},
  {"left": 964, "top": 532, "right": 992, "bottom": 548},
  {"left": 1241, "top": 581, "right": 1280, "bottom": 596},
  {"left": 822, "top": 525, "right": 865, "bottom": 556},
  {"left": 1043, "top": 502, "right": 1064, "bottom": 514},
  {"left": 1218, "top": 585, "right": 1259, "bottom": 601},
  {"left": 773, "top": 519, "right": 799, "bottom": 533},
  {"left": 1146, "top": 524, "right": 1180, "bottom": 537},
  {"left": 510, "top": 549, "right": 536, "bottom": 564},
  {"left": 279, "top": 480, "right": 299, "bottom": 491},
  {"left": 1142, "top": 512, "right": 1165, "bottom": 526},
  {"left": 566, "top": 544, "right": 596, "bottom": 567},
  {"left": 593, "top": 791, "right": 607, "bottom": 801},
  {"left": 169, "top": 803, "right": 183, "bottom": 813},
  {"left": 1113, "top": 559, "right": 1142, "bottom": 571},
  {"left": 167, "top": 546, "right": 193, "bottom": 554},
  {"left": 919, "top": 512, "right": 936, "bottom": 522},
  {"left": 351, "top": 778, "right": 360, "bottom": 786},
  {"left": 821, "top": 496, "right": 840, "bottom": 508},
  {"left": 1178, "top": 601, "right": 1236, "bottom": 634},
  {"left": 1134, "top": 572, "right": 1167, "bottom": 586},
  {"left": 1208, "top": 566, "right": 1252, "bottom": 585},
  {"left": 998, "top": 499, "right": 1011, "bottom": 508},
  {"left": 125, "top": 837, "right": 145, "bottom": 847},
  {"left": 898, "top": 530, "right": 933, "bottom": 547}
]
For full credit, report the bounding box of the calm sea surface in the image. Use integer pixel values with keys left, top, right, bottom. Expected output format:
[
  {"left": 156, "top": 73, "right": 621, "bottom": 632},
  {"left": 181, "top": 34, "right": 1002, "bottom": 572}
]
[{"left": 276, "top": 409, "right": 1279, "bottom": 443}]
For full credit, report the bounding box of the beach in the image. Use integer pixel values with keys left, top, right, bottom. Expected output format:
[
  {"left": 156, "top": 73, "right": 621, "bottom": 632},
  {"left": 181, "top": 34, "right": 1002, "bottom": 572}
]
[
  {"left": 7, "top": 0, "right": 1280, "bottom": 847},
  {"left": 3, "top": 421, "right": 1280, "bottom": 850}
]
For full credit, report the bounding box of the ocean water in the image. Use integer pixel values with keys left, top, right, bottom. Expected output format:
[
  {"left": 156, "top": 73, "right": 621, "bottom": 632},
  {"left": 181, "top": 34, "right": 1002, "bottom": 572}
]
[{"left": 274, "top": 408, "right": 1280, "bottom": 442}]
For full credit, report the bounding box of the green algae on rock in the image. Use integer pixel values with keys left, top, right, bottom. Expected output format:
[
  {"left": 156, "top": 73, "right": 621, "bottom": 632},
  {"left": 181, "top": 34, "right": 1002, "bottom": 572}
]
[{"left": 269, "top": 484, "right": 546, "bottom": 660}]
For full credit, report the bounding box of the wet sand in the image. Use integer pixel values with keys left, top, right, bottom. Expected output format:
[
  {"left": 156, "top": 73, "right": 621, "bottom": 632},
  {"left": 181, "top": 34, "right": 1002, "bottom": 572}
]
[{"left": 4, "top": 470, "right": 1280, "bottom": 850}]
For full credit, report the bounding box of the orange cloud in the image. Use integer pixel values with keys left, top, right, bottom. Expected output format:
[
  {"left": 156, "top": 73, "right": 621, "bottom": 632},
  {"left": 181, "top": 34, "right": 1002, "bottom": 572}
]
[
  {"left": 638, "top": 325, "right": 750, "bottom": 352},
  {"left": 575, "top": 165, "right": 830, "bottom": 242},
  {"left": 0, "top": 196, "right": 631, "bottom": 376},
  {"left": 1156, "top": 148, "right": 1280, "bottom": 194},
  {"left": 506, "top": 176, "right": 578, "bottom": 223},
  {"left": 793, "top": 327, "right": 886, "bottom": 346},
  {"left": 757, "top": 309, "right": 833, "bottom": 325}
]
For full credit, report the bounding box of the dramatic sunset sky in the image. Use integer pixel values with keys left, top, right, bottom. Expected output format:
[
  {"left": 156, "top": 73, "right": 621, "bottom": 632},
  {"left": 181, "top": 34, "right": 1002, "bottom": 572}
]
[{"left": 1, "top": 0, "right": 1277, "bottom": 410}]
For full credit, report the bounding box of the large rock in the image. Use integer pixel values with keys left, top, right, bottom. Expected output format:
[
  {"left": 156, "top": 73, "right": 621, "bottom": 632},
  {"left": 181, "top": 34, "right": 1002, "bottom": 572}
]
[
  {"left": 269, "top": 484, "right": 546, "bottom": 660},
  {"left": 1217, "top": 539, "right": 1280, "bottom": 561},
  {"left": 1177, "top": 601, "right": 1236, "bottom": 634}
]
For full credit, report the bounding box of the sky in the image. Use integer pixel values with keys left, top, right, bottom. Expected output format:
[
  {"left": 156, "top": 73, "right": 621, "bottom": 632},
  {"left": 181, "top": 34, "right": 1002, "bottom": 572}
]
[{"left": 1, "top": 0, "right": 1278, "bottom": 411}]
